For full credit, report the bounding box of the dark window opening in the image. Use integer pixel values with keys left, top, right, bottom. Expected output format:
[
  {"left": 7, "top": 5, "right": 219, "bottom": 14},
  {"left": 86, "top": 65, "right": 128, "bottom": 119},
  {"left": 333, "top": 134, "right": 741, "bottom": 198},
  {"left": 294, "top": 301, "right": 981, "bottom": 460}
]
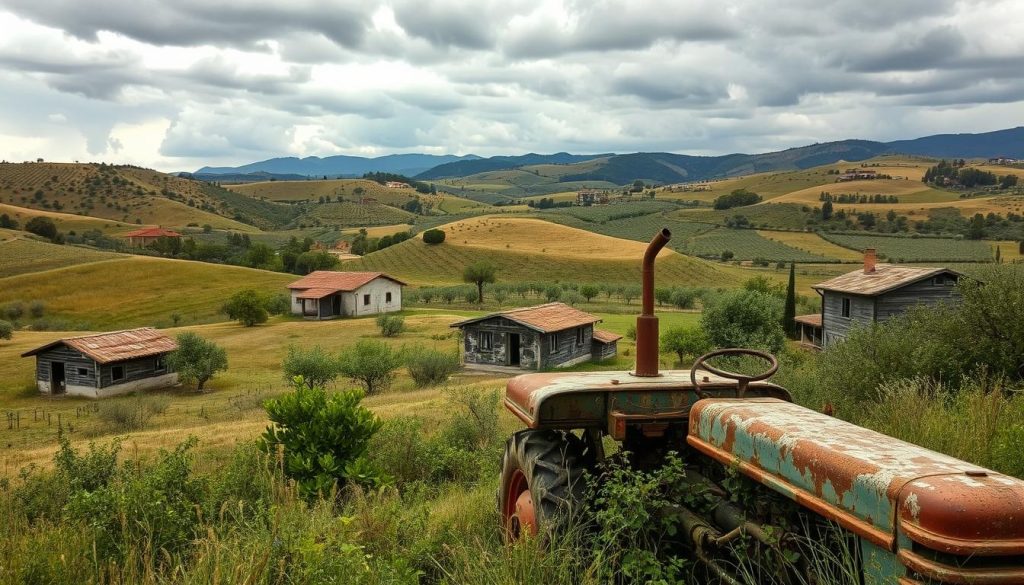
[
  {"left": 481, "top": 331, "right": 493, "bottom": 350},
  {"left": 549, "top": 334, "right": 558, "bottom": 352},
  {"left": 385, "top": 292, "right": 393, "bottom": 303},
  {"left": 841, "top": 297, "right": 851, "bottom": 318},
  {"left": 77, "top": 367, "right": 88, "bottom": 376},
  {"left": 576, "top": 327, "right": 585, "bottom": 345},
  {"left": 363, "top": 294, "right": 371, "bottom": 306},
  {"left": 155, "top": 356, "right": 166, "bottom": 373},
  {"left": 111, "top": 365, "right": 125, "bottom": 382}
]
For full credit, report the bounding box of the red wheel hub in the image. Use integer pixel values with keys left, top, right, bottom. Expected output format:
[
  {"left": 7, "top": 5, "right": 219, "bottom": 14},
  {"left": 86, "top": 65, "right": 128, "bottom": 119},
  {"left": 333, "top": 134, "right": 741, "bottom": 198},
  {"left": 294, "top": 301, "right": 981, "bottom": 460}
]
[{"left": 503, "top": 469, "right": 538, "bottom": 541}]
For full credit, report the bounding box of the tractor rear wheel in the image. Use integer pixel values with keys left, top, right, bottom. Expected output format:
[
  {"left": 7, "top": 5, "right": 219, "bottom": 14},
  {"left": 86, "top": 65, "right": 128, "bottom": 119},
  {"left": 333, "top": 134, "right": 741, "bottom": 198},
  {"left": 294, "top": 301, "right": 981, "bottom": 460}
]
[{"left": 498, "top": 429, "right": 593, "bottom": 542}]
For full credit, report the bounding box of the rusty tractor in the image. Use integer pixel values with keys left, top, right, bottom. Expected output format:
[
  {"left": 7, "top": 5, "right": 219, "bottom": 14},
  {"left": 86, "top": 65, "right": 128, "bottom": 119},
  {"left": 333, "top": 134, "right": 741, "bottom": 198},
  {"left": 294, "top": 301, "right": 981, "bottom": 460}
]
[{"left": 498, "top": 228, "right": 1024, "bottom": 584}]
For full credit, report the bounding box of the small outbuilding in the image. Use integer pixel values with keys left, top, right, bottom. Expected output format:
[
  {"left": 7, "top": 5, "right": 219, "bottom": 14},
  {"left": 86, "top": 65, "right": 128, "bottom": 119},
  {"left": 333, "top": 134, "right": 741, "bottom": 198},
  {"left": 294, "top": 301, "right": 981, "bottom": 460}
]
[
  {"left": 21, "top": 328, "right": 178, "bottom": 398},
  {"left": 287, "top": 271, "right": 406, "bottom": 320},
  {"left": 451, "top": 302, "right": 621, "bottom": 370}
]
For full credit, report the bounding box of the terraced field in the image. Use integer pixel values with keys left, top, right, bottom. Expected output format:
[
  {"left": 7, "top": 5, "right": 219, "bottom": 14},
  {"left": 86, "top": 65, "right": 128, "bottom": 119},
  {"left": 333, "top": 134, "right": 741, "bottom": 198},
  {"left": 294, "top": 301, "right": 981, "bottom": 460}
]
[
  {"left": 0, "top": 235, "right": 123, "bottom": 278},
  {"left": 299, "top": 201, "right": 416, "bottom": 227},
  {"left": 822, "top": 233, "right": 995, "bottom": 262},
  {"left": 674, "top": 203, "right": 812, "bottom": 230},
  {"left": 757, "top": 230, "right": 864, "bottom": 261},
  {"left": 687, "top": 228, "right": 832, "bottom": 262}
]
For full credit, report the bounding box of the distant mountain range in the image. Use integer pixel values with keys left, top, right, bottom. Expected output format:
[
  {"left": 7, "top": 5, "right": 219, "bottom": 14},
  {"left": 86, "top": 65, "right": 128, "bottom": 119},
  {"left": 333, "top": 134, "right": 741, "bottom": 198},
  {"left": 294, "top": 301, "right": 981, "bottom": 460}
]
[
  {"left": 195, "top": 153, "right": 480, "bottom": 178},
  {"left": 195, "top": 127, "right": 1023, "bottom": 186}
]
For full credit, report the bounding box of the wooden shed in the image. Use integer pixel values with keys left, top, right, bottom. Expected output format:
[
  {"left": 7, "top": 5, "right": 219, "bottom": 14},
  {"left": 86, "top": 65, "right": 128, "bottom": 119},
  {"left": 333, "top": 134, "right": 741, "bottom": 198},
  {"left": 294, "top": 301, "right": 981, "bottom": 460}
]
[
  {"left": 21, "top": 328, "right": 178, "bottom": 398},
  {"left": 796, "top": 249, "right": 964, "bottom": 348},
  {"left": 451, "top": 302, "right": 621, "bottom": 370}
]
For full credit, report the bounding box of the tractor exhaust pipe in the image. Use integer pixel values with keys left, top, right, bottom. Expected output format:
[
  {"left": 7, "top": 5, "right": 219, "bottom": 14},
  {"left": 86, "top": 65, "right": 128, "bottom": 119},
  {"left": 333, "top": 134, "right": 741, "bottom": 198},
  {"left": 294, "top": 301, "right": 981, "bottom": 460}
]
[{"left": 634, "top": 228, "right": 671, "bottom": 377}]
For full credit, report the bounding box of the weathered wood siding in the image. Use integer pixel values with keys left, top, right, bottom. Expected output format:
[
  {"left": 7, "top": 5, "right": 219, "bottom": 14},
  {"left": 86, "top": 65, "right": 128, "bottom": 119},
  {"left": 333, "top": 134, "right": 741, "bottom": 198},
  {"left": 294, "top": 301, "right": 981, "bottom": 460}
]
[
  {"left": 34, "top": 345, "right": 96, "bottom": 389},
  {"left": 540, "top": 325, "right": 594, "bottom": 369},
  {"left": 821, "top": 291, "right": 874, "bottom": 347},
  {"left": 591, "top": 340, "right": 618, "bottom": 361},
  {"left": 461, "top": 318, "right": 539, "bottom": 369},
  {"left": 97, "top": 355, "right": 170, "bottom": 388},
  {"left": 875, "top": 276, "right": 960, "bottom": 321}
]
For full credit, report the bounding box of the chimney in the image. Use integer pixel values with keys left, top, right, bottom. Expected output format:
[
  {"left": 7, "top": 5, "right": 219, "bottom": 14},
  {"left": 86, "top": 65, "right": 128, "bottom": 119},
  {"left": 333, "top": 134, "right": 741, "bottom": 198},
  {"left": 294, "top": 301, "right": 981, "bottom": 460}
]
[{"left": 864, "top": 248, "right": 877, "bottom": 274}]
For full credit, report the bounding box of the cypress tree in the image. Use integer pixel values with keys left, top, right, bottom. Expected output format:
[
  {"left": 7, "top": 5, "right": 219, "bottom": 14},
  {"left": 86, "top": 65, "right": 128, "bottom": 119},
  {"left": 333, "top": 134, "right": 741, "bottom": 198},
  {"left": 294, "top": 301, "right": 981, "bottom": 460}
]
[{"left": 783, "top": 262, "right": 797, "bottom": 338}]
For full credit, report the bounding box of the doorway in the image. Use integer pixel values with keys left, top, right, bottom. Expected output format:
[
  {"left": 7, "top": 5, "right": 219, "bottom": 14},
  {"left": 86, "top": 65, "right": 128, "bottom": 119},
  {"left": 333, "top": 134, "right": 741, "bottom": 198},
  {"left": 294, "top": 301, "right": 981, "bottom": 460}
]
[
  {"left": 508, "top": 334, "right": 521, "bottom": 367},
  {"left": 332, "top": 294, "right": 342, "bottom": 317},
  {"left": 50, "top": 362, "right": 66, "bottom": 395}
]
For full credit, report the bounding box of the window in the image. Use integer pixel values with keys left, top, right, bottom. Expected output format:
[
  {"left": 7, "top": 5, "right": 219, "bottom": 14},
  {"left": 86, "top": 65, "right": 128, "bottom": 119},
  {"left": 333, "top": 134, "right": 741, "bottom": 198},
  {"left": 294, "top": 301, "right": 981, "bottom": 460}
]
[
  {"left": 111, "top": 365, "right": 125, "bottom": 382},
  {"left": 155, "top": 356, "right": 166, "bottom": 373},
  {"left": 549, "top": 334, "right": 558, "bottom": 352},
  {"left": 480, "top": 331, "right": 493, "bottom": 350},
  {"left": 841, "top": 297, "right": 851, "bottom": 318},
  {"left": 933, "top": 275, "right": 954, "bottom": 286},
  {"left": 576, "top": 327, "right": 585, "bottom": 345},
  {"left": 363, "top": 294, "right": 371, "bottom": 306},
  {"left": 77, "top": 367, "right": 88, "bottom": 376},
  {"left": 385, "top": 292, "right": 393, "bottom": 303}
]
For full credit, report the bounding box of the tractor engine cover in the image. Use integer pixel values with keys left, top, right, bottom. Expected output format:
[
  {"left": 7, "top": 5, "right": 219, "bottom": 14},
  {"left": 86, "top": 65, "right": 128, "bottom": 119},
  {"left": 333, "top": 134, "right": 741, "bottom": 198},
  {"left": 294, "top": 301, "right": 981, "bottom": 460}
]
[{"left": 688, "top": 398, "right": 1024, "bottom": 583}]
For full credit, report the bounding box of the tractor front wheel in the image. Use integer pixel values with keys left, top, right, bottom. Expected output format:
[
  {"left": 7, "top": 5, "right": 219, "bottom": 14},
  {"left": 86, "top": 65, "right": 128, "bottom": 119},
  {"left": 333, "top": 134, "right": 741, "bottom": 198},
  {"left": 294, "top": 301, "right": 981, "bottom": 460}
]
[{"left": 498, "top": 429, "right": 592, "bottom": 542}]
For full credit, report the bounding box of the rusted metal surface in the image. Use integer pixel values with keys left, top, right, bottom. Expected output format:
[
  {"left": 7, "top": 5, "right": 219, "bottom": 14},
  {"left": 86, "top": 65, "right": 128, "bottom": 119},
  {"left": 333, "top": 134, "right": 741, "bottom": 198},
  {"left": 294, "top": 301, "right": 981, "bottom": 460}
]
[
  {"left": 897, "top": 548, "right": 1024, "bottom": 584},
  {"left": 688, "top": 398, "right": 1024, "bottom": 581},
  {"left": 634, "top": 228, "right": 671, "bottom": 377},
  {"left": 812, "top": 264, "right": 962, "bottom": 297},
  {"left": 504, "top": 369, "right": 792, "bottom": 429},
  {"left": 22, "top": 327, "right": 177, "bottom": 364}
]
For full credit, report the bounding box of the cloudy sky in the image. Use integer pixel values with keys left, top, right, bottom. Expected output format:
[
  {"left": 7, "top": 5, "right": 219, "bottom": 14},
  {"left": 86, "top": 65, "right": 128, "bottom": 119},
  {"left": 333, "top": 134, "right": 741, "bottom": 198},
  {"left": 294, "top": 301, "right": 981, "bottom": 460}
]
[{"left": 0, "top": 0, "right": 1021, "bottom": 172}]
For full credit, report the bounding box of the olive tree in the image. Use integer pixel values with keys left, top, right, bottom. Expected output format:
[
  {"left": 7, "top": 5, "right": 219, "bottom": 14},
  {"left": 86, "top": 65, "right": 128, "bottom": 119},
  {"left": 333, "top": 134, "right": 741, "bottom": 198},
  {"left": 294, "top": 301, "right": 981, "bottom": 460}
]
[
  {"left": 700, "top": 289, "right": 785, "bottom": 353},
  {"left": 463, "top": 261, "right": 497, "bottom": 304},
  {"left": 338, "top": 340, "right": 403, "bottom": 394},
  {"left": 167, "top": 332, "right": 228, "bottom": 392}
]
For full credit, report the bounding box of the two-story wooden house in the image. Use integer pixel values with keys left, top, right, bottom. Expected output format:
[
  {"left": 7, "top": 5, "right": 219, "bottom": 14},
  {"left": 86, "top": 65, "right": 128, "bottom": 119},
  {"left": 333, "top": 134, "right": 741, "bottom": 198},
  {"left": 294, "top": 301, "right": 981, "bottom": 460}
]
[{"left": 796, "top": 249, "right": 964, "bottom": 348}]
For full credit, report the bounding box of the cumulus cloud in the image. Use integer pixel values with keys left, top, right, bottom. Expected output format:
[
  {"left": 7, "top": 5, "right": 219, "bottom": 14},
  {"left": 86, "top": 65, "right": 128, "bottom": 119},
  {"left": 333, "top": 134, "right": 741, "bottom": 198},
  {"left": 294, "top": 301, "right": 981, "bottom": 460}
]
[{"left": 0, "top": 0, "right": 1020, "bottom": 171}]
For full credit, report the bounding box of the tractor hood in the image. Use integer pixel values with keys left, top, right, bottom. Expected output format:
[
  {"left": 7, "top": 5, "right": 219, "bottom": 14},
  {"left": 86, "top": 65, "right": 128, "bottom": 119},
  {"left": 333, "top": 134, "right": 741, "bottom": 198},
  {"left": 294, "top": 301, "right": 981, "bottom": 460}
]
[{"left": 687, "top": 398, "right": 1024, "bottom": 557}]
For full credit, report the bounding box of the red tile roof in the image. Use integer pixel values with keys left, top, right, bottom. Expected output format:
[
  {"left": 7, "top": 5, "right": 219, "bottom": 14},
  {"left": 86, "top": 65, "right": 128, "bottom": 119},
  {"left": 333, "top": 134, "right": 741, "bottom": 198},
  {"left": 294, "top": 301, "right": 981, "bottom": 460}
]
[
  {"left": 22, "top": 328, "right": 177, "bottom": 364},
  {"left": 287, "top": 271, "right": 407, "bottom": 292},
  {"left": 592, "top": 328, "right": 623, "bottom": 343},
  {"left": 123, "top": 227, "right": 182, "bottom": 238},
  {"left": 812, "top": 264, "right": 962, "bottom": 296},
  {"left": 451, "top": 302, "right": 601, "bottom": 333},
  {"left": 294, "top": 287, "right": 339, "bottom": 300}
]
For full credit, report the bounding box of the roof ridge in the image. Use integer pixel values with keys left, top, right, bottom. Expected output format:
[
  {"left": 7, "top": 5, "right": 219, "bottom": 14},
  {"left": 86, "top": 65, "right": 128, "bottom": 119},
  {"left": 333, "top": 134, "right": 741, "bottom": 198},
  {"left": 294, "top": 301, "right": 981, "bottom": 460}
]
[{"left": 65, "top": 327, "right": 155, "bottom": 341}]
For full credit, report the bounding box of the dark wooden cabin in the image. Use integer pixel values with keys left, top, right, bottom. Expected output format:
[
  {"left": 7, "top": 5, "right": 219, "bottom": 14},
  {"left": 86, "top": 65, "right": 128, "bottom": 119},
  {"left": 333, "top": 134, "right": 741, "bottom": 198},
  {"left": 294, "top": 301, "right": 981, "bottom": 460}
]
[
  {"left": 21, "top": 328, "right": 179, "bottom": 398},
  {"left": 796, "top": 249, "right": 965, "bottom": 348},
  {"left": 451, "top": 302, "right": 621, "bottom": 370}
]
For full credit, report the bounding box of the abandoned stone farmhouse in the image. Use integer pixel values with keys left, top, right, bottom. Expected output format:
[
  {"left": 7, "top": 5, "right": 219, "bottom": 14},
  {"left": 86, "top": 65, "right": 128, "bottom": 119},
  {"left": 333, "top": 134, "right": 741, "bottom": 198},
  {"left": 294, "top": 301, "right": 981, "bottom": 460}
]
[
  {"left": 22, "top": 328, "right": 178, "bottom": 398},
  {"left": 288, "top": 271, "right": 406, "bottom": 320},
  {"left": 451, "top": 302, "right": 622, "bottom": 370},
  {"left": 796, "top": 249, "right": 964, "bottom": 348}
]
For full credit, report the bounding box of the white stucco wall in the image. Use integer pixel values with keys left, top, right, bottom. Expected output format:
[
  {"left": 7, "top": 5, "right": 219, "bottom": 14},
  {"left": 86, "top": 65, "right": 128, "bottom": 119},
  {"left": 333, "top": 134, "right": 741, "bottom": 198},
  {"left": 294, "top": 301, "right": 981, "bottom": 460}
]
[
  {"left": 350, "top": 279, "right": 403, "bottom": 317},
  {"left": 290, "top": 290, "right": 303, "bottom": 315}
]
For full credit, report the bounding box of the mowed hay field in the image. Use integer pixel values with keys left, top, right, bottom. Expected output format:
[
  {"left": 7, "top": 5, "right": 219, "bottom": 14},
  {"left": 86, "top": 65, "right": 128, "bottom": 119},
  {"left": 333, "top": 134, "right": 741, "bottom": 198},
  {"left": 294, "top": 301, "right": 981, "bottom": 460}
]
[
  {"left": 0, "top": 234, "right": 124, "bottom": 277},
  {"left": 348, "top": 217, "right": 741, "bottom": 286},
  {"left": 0, "top": 256, "right": 293, "bottom": 328},
  {"left": 757, "top": 230, "right": 865, "bottom": 261}
]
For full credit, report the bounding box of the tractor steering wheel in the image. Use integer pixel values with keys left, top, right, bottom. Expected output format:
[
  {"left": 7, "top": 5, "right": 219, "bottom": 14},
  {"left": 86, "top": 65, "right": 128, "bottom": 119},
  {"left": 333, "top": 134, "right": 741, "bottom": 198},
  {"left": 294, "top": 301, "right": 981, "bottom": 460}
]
[{"left": 690, "top": 348, "right": 779, "bottom": 399}]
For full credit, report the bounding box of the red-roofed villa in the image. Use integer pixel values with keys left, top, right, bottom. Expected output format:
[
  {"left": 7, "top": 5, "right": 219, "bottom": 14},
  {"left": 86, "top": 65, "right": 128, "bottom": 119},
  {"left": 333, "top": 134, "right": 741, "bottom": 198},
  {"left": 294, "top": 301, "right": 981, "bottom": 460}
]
[
  {"left": 287, "top": 271, "right": 406, "bottom": 320},
  {"left": 123, "top": 227, "right": 182, "bottom": 247}
]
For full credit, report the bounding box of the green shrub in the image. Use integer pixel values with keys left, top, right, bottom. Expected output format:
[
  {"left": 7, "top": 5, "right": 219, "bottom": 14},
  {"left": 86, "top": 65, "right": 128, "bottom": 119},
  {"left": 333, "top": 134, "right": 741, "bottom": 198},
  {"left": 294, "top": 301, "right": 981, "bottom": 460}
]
[
  {"left": 0, "top": 319, "right": 11, "bottom": 341},
  {"left": 375, "top": 314, "right": 405, "bottom": 338},
  {"left": 222, "top": 289, "right": 268, "bottom": 327},
  {"left": 99, "top": 400, "right": 152, "bottom": 431},
  {"left": 2, "top": 301, "right": 24, "bottom": 322},
  {"left": 404, "top": 346, "right": 460, "bottom": 387},
  {"left": 660, "top": 326, "right": 711, "bottom": 365},
  {"left": 262, "top": 378, "right": 383, "bottom": 496},
  {"left": 167, "top": 332, "right": 228, "bottom": 391},
  {"left": 29, "top": 300, "right": 45, "bottom": 318},
  {"left": 264, "top": 293, "right": 291, "bottom": 316},
  {"left": 700, "top": 289, "right": 785, "bottom": 353},
  {"left": 282, "top": 344, "right": 341, "bottom": 389},
  {"left": 338, "top": 340, "right": 402, "bottom": 394},
  {"left": 422, "top": 229, "right": 445, "bottom": 244},
  {"left": 439, "top": 388, "right": 501, "bottom": 451}
]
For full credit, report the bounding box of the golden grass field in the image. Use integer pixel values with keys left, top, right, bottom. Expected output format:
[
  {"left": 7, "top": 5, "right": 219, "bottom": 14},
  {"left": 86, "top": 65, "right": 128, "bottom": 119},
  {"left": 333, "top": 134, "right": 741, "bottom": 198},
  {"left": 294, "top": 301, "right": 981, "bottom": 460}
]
[
  {"left": 340, "top": 223, "right": 415, "bottom": 237},
  {"left": 0, "top": 202, "right": 139, "bottom": 234},
  {"left": 0, "top": 256, "right": 293, "bottom": 328},
  {"left": 0, "top": 235, "right": 124, "bottom": 278},
  {"left": 441, "top": 216, "right": 656, "bottom": 259},
  {"left": 756, "top": 230, "right": 864, "bottom": 261}
]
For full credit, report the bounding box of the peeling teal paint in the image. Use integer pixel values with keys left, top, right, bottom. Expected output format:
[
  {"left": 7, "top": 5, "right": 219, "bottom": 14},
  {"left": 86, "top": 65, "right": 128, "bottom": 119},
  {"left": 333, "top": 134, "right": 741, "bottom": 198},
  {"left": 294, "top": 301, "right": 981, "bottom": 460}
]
[{"left": 860, "top": 538, "right": 904, "bottom": 584}]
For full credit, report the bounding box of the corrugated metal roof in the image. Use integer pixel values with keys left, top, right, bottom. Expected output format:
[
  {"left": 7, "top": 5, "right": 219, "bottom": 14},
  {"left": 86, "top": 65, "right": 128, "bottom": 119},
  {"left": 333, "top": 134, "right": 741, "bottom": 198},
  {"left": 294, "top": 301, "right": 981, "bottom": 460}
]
[
  {"left": 794, "top": 314, "right": 822, "bottom": 327},
  {"left": 22, "top": 328, "right": 177, "bottom": 364},
  {"left": 451, "top": 302, "right": 601, "bottom": 333},
  {"left": 592, "top": 328, "right": 623, "bottom": 343},
  {"left": 287, "top": 271, "right": 407, "bottom": 292},
  {"left": 812, "top": 264, "right": 960, "bottom": 296},
  {"left": 123, "top": 227, "right": 181, "bottom": 238}
]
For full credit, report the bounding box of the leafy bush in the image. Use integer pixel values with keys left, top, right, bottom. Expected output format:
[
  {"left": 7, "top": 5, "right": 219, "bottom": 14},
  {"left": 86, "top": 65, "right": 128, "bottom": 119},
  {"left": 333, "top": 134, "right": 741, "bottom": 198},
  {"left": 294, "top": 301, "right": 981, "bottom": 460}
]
[
  {"left": 660, "top": 326, "right": 711, "bottom": 365},
  {"left": 29, "top": 300, "right": 45, "bottom": 318},
  {"left": 2, "top": 301, "right": 24, "bottom": 322},
  {"left": 262, "top": 377, "right": 382, "bottom": 496},
  {"left": 25, "top": 217, "right": 59, "bottom": 241},
  {"left": 700, "top": 289, "right": 785, "bottom": 353},
  {"left": 338, "top": 340, "right": 402, "bottom": 394},
  {"left": 282, "top": 345, "right": 341, "bottom": 388},
  {"left": 0, "top": 319, "right": 11, "bottom": 341},
  {"left": 376, "top": 314, "right": 405, "bottom": 337},
  {"left": 404, "top": 346, "right": 460, "bottom": 387},
  {"left": 167, "top": 332, "right": 228, "bottom": 391},
  {"left": 264, "top": 293, "right": 291, "bottom": 316},
  {"left": 712, "top": 188, "right": 762, "bottom": 210},
  {"left": 222, "top": 289, "right": 269, "bottom": 327},
  {"left": 422, "top": 229, "right": 445, "bottom": 244}
]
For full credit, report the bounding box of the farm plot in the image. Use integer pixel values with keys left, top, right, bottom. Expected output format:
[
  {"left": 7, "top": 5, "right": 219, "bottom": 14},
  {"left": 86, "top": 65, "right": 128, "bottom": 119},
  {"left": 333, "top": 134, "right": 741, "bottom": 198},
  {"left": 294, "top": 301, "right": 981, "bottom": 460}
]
[
  {"left": 757, "top": 231, "right": 864, "bottom": 262},
  {"left": 675, "top": 203, "right": 813, "bottom": 231},
  {"left": 0, "top": 237, "right": 122, "bottom": 278},
  {"left": 299, "top": 201, "right": 416, "bottom": 227},
  {"left": 821, "top": 233, "right": 995, "bottom": 262},
  {"left": 686, "top": 228, "right": 832, "bottom": 262},
  {"left": 540, "top": 200, "right": 678, "bottom": 223}
]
